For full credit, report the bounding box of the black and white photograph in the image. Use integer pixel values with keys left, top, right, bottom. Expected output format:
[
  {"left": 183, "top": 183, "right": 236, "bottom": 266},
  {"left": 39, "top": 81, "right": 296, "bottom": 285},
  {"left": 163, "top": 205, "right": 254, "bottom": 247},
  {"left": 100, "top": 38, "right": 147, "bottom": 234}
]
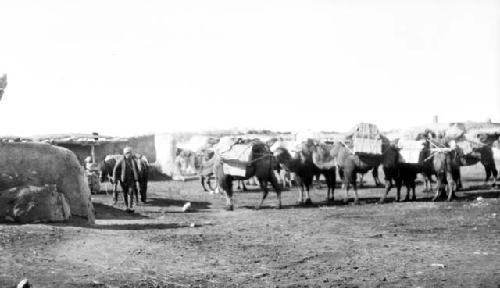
[{"left": 1, "top": 0, "right": 499, "bottom": 287}]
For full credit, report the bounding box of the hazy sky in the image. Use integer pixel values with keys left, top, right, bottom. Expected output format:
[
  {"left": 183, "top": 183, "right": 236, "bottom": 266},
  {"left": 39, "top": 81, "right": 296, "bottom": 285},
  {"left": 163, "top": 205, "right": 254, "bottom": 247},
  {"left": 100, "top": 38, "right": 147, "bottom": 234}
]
[{"left": 0, "top": 0, "right": 499, "bottom": 137}]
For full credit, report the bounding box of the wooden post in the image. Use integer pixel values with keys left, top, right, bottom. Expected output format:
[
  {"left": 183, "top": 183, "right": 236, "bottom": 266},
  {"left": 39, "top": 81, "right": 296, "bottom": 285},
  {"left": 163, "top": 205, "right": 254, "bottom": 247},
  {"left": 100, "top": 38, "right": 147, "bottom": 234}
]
[
  {"left": 90, "top": 144, "right": 96, "bottom": 164},
  {"left": 91, "top": 132, "right": 99, "bottom": 164}
]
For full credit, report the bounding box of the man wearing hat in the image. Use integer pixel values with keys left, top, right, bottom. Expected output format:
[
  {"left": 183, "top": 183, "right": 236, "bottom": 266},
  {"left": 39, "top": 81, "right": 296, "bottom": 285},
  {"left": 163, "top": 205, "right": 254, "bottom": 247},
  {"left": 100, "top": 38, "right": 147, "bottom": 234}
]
[{"left": 113, "top": 146, "right": 140, "bottom": 212}]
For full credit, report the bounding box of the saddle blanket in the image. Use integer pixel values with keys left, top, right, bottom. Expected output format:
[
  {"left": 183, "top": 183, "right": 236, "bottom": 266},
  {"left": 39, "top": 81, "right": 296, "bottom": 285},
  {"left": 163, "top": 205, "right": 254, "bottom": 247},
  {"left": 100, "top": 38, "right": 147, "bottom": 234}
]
[
  {"left": 353, "top": 137, "right": 382, "bottom": 155},
  {"left": 313, "top": 145, "right": 337, "bottom": 169},
  {"left": 220, "top": 144, "right": 253, "bottom": 177},
  {"left": 398, "top": 140, "right": 424, "bottom": 163}
]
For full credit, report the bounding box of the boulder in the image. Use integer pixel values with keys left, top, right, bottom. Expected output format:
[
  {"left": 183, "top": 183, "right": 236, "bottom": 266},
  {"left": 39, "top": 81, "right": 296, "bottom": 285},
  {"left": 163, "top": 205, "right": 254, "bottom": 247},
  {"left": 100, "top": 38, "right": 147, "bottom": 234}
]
[
  {"left": 0, "top": 185, "right": 70, "bottom": 223},
  {"left": 0, "top": 142, "right": 95, "bottom": 223}
]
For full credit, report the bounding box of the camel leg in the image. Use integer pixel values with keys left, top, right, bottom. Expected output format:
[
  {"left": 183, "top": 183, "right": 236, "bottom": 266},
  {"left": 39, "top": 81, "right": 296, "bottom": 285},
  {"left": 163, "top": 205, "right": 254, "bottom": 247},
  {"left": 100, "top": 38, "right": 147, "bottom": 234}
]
[
  {"left": 201, "top": 176, "right": 208, "bottom": 192},
  {"left": 411, "top": 180, "right": 417, "bottom": 201},
  {"left": 423, "top": 177, "right": 429, "bottom": 192},
  {"left": 402, "top": 181, "right": 410, "bottom": 202},
  {"left": 349, "top": 171, "right": 360, "bottom": 204},
  {"left": 269, "top": 174, "right": 282, "bottom": 209},
  {"left": 379, "top": 178, "right": 392, "bottom": 204},
  {"left": 304, "top": 183, "right": 312, "bottom": 205},
  {"left": 317, "top": 173, "right": 324, "bottom": 189},
  {"left": 324, "top": 172, "right": 331, "bottom": 202},
  {"left": 112, "top": 183, "right": 119, "bottom": 205},
  {"left": 330, "top": 169, "right": 336, "bottom": 202},
  {"left": 485, "top": 166, "right": 497, "bottom": 187},
  {"left": 274, "top": 171, "right": 283, "bottom": 188},
  {"left": 432, "top": 175, "right": 443, "bottom": 202},
  {"left": 446, "top": 172, "right": 455, "bottom": 202},
  {"left": 283, "top": 171, "right": 292, "bottom": 188},
  {"left": 373, "top": 167, "right": 382, "bottom": 187},
  {"left": 401, "top": 179, "right": 411, "bottom": 202},
  {"left": 456, "top": 169, "right": 463, "bottom": 190},
  {"left": 492, "top": 168, "right": 498, "bottom": 187},
  {"left": 352, "top": 180, "right": 360, "bottom": 205},
  {"left": 484, "top": 166, "right": 491, "bottom": 186},
  {"left": 343, "top": 173, "right": 350, "bottom": 204},
  {"left": 237, "top": 180, "right": 247, "bottom": 191},
  {"left": 423, "top": 174, "right": 432, "bottom": 193},
  {"left": 338, "top": 167, "right": 344, "bottom": 190},
  {"left": 395, "top": 178, "right": 402, "bottom": 202},
  {"left": 296, "top": 176, "right": 304, "bottom": 205},
  {"left": 225, "top": 195, "right": 234, "bottom": 210},
  {"left": 299, "top": 183, "right": 304, "bottom": 205},
  {"left": 224, "top": 178, "right": 234, "bottom": 210},
  {"left": 207, "top": 176, "right": 215, "bottom": 192},
  {"left": 359, "top": 174, "right": 365, "bottom": 188},
  {"left": 256, "top": 180, "right": 269, "bottom": 210},
  {"left": 134, "top": 187, "right": 139, "bottom": 205}
]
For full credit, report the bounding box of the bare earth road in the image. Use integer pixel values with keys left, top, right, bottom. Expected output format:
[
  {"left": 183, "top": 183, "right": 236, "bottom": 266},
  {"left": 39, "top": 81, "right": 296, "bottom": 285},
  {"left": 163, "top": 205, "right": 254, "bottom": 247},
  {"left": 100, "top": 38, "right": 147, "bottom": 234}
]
[{"left": 1, "top": 164, "right": 499, "bottom": 288}]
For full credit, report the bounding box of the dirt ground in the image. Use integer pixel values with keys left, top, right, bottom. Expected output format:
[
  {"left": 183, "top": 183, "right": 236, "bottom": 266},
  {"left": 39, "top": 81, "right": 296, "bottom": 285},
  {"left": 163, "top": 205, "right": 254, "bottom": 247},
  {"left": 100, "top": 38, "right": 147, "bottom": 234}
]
[{"left": 1, "top": 163, "right": 499, "bottom": 288}]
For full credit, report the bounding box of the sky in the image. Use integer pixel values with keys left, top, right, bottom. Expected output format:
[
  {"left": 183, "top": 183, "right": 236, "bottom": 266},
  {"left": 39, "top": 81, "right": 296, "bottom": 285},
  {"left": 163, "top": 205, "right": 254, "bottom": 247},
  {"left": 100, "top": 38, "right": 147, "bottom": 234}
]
[{"left": 0, "top": 0, "right": 499, "bottom": 137}]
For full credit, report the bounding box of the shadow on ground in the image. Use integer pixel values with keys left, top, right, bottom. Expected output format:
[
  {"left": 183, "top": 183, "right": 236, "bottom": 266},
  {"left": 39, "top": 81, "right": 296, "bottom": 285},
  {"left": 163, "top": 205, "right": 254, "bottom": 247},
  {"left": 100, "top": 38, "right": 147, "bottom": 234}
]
[
  {"left": 90, "top": 222, "right": 207, "bottom": 230},
  {"left": 146, "top": 197, "right": 211, "bottom": 210},
  {"left": 92, "top": 202, "right": 150, "bottom": 220}
]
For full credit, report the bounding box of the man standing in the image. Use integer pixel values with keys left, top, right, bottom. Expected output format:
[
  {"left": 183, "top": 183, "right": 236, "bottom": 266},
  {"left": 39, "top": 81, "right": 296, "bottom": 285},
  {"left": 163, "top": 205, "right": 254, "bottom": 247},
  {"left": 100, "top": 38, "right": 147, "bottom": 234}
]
[{"left": 113, "top": 147, "right": 140, "bottom": 213}]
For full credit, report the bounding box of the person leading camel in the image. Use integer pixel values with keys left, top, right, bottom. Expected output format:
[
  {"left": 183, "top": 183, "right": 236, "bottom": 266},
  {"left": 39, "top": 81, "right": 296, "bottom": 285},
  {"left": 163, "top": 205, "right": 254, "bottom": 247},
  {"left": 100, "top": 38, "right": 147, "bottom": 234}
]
[{"left": 113, "top": 147, "right": 140, "bottom": 213}]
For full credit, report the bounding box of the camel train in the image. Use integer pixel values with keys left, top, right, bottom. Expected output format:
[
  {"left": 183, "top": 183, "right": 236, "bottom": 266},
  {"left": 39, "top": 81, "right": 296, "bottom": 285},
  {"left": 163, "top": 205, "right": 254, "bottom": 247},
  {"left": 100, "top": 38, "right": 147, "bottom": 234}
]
[{"left": 193, "top": 124, "right": 499, "bottom": 211}]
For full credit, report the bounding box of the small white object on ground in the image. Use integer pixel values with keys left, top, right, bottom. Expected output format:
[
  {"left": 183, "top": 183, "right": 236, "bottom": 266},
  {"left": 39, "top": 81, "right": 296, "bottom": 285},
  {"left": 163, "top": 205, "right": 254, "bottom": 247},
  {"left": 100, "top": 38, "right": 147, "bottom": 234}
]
[
  {"left": 17, "top": 278, "right": 30, "bottom": 288},
  {"left": 430, "top": 263, "right": 445, "bottom": 268},
  {"left": 182, "top": 202, "right": 192, "bottom": 212},
  {"left": 190, "top": 222, "right": 196, "bottom": 228}
]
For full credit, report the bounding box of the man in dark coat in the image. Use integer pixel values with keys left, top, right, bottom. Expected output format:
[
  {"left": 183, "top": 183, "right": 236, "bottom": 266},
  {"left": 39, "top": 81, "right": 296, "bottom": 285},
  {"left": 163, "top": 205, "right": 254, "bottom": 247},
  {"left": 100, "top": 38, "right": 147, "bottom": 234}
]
[{"left": 113, "top": 147, "right": 140, "bottom": 212}]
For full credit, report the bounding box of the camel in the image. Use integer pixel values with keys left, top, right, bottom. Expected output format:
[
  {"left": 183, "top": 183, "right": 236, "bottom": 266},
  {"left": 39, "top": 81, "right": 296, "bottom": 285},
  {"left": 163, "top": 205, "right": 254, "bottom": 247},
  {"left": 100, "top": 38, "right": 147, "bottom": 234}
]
[
  {"left": 215, "top": 142, "right": 281, "bottom": 210},
  {"left": 274, "top": 147, "right": 316, "bottom": 205},
  {"left": 330, "top": 141, "right": 386, "bottom": 204},
  {"left": 417, "top": 141, "right": 463, "bottom": 201},
  {"left": 196, "top": 150, "right": 255, "bottom": 193},
  {"left": 460, "top": 146, "right": 498, "bottom": 187},
  {"left": 311, "top": 143, "right": 337, "bottom": 202}
]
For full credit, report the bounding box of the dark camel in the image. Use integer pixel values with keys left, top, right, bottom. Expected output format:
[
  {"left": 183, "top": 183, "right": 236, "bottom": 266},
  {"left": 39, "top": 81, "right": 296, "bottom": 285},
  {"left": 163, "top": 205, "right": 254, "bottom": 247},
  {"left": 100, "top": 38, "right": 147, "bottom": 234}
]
[{"left": 216, "top": 142, "right": 281, "bottom": 210}]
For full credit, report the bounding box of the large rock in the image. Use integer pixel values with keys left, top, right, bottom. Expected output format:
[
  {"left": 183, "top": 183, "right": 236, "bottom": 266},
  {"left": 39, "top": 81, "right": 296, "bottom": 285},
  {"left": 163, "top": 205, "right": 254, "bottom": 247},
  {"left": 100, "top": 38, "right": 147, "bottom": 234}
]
[
  {"left": 0, "top": 185, "right": 71, "bottom": 223},
  {"left": 0, "top": 142, "right": 95, "bottom": 223}
]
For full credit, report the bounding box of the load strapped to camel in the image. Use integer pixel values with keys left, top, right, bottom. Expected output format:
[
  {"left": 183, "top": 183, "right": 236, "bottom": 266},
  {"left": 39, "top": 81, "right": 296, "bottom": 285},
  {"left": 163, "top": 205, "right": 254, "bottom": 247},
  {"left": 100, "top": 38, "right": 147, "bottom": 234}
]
[
  {"left": 346, "top": 123, "right": 389, "bottom": 155},
  {"left": 312, "top": 142, "right": 337, "bottom": 169},
  {"left": 396, "top": 139, "right": 425, "bottom": 163},
  {"left": 216, "top": 139, "right": 270, "bottom": 178}
]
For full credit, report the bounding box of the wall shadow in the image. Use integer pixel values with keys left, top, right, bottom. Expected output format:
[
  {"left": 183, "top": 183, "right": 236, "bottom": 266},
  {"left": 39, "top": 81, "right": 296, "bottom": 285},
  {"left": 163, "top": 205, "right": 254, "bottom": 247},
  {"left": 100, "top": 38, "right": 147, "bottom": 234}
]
[
  {"left": 145, "top": 197, "right": 212, "bottom": 210},
  {"left": 90, "top": 222, "right": 214, "bottom": 230},
  {"left": 92, "top": 202, "right": 149, "bottom": 220}
]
